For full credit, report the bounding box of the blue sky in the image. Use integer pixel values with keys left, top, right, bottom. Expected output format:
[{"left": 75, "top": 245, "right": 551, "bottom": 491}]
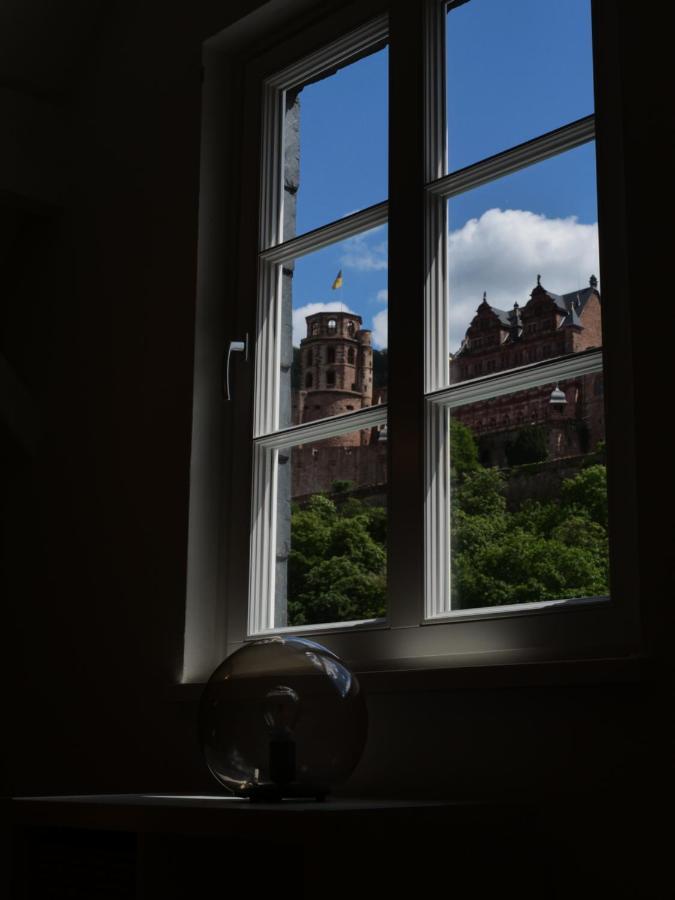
[{"left": 288, "top": 0, "right": 598, "bottom": 352}]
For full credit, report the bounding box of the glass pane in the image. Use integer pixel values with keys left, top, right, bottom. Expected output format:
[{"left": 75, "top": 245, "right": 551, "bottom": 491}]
[
  {"left": 280, "top": 225, "right": 388, "bottom": 430},
  {"left": 446, "top": 0, "right": 594, "bottom": 172},
  {"left": 282, "top": 46, "right": 388, "bottom": 240},
  {"left": 275, "top": 426, "right": 388, "bottom": 627},
  {"left": 449, "top": 375, "right": 609, "bottom": 611},
  {"left": 447, "top": 143, "right": 600, "bottom": 384}
]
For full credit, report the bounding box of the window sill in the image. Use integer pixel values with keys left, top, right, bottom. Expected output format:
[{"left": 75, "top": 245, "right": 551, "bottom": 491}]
[{"left": 169, "top": 653, "right": 650, "bottom": 702}]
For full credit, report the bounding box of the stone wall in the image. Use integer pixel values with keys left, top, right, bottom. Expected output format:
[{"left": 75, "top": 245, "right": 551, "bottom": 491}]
[
  {"left": 291, "top": 439, "right": 387, "bottom": 498},
  {"left": 503, "top": 452, "right": 605, "bottom": 510}
]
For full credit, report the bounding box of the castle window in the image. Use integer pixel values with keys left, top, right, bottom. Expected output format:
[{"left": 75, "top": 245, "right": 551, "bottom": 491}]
[
  {"left": 347, "top": 347, "right": 355, "bottom": 364},
  {"left": 327, "top": 347, "right": 336, "bottom": 364},
  {"left": 311, "top": 323, "right": 319, "bottom": 336},
  {"left": 305, "top": 372, "right": 313, "bottom": 388},
  {"left": 327, "top": 319, "right": 337, "bottom": 334},
  {"left": 326, "top": 370, "right": 335, "bottom": 387},
  {"left": 347, "top": 321, "right": 355, "bottom": 336}
]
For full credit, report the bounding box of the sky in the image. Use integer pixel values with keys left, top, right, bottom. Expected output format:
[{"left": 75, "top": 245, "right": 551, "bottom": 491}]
[{"left": 288, "top": 0, "right": 598, "bottom": 353}]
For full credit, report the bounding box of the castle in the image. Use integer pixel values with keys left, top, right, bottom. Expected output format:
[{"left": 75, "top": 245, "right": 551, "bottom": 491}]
[
  {"left": 450, "top": 275, "right": 604, "bottom": 467},
  {"left": 292, "top": 310, "right": 377, "bottom": 432},
  {"left": 291, "top": 310, "right": 387, "bottom": 498},
  {"left": 290, "top": 276, "right": 604, "bottom": 496}
]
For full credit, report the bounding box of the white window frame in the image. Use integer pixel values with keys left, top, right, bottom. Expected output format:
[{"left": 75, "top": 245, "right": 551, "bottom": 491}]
[{"left": 182, "top": 0, "right": 641, "bottom": 684}]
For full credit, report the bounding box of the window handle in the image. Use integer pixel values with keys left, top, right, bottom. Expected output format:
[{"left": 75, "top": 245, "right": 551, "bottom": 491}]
[{"left": 223, "top": 335, "right": 248, "bottom": 400}]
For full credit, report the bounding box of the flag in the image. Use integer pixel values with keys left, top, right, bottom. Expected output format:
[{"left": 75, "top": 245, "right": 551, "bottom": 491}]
[{"left": 331, "top": 270, "right": 343, "bottom": 290}]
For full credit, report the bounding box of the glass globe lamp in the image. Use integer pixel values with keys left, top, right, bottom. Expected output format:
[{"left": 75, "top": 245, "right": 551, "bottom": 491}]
[{"left": 198, "top": 637, "right": 367, "bottom": 801}]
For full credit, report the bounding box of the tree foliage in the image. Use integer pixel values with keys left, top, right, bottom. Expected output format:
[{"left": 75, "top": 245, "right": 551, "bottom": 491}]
[
  {"left": 450, "top": 418, "right": 481, "bottom": 479},
  {"left": 505, "top": 423, "right": 549, "bottom": 466},
  {"left": 288, "top": 432, "right": 610, "bottom": 622},
  {"left": 288, "top": 494, "right": 386, "bottom": 626}
]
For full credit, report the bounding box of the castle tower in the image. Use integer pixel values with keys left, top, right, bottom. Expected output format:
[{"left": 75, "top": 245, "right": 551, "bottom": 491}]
[{"left": 295, "top": 310, "right": 374, "bottom": 446}]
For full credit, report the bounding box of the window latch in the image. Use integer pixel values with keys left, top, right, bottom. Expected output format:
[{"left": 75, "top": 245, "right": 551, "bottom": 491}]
[{"left": 223, "top": 335, "right": 248, "bottom": 401}]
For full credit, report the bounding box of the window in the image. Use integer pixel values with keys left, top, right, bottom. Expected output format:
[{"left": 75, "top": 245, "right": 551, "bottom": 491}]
[{"left": 182, "top": 0, "right": 639, "bottom": 682}]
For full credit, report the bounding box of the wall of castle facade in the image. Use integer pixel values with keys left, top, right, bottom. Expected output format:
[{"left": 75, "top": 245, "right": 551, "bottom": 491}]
[{"left": 291, "top": 437, "right": 387, "bottom": 498}]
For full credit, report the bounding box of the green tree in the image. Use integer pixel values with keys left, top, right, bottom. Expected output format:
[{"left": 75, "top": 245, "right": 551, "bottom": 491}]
[
  {"left": 454, "top": 467, "right": 506, "bottom": 518},
  {"left": 451, "top": 464, "right": 610, "bottom": 609},
  {"left": 288, "top": 493, "right": 386, "bottom": 626},
  {"left": 450, "top": 419, "right": 480, "bottom": 479},
  {"left": 560, "top": 464, "right": 608, "bottom": 528},
  {"left": 452, "top": 526, "right": 608, "bottom": 609},
  {"left": 505, "top": 424, "right": 549, "bottom": 466}
]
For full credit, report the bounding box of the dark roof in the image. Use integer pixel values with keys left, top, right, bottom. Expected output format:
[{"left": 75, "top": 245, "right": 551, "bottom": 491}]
[
  {"left": 558, "top": 286, "right": 597, "bottom": 325},
  {"left": 487, "top": 306, "right": 521, "bottom": 329},
  {"left": 454, "top": 283, "right": 599, "bottom": 355},
  {"left": 504, "top": 284, "right": 598, "bottom": 328}
]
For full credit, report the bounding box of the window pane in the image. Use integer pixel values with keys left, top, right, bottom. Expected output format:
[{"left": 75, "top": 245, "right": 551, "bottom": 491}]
[
  {"left": 282, "top": 46, "right": 388, "bottom": 240},
  {"left": 448, "top": 143, "right": 600, "bottom": 383},
  {"left": 446, "top": 0, "right": 594, "bottom": 172},
  {"left": 280, "top": 226, "right": 388, "bottom": 430},
  {"left": 449, "top": 375, "right": 608, "bottom": 612},
  {"left": 274, "top": 425, "right": 388, "bottom": 628}
]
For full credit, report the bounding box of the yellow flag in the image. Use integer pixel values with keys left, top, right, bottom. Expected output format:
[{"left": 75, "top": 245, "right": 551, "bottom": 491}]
[{"left": 331, "top": 270, "right": 343, "bottom": 290}]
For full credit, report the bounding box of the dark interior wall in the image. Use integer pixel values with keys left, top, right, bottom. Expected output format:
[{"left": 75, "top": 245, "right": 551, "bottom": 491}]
[{"left": 2, "top": 0, "right": 673, "bottom": 812}]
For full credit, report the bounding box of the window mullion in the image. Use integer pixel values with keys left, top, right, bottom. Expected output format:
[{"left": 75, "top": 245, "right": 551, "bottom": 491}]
[
  {"left": 249, "top": 443, "right": 279, "bottom": 635},
  {"left": 259, "top": 201, "right": 388, "bottom": 263},
  {"left": 254, "top": 260, "right": 283, "bottom": 437},
  {"left": 423, "top": 0, "right": 450, "bottom": 620},
  {"left": 428, "top": 348, "right": 604, "bottom": 410},
  {"left": 425, "top": 402, "right": 450, "bottom": 619},
  {"left": 426, "top": 114, "right": 595, "bottom": 199},
  {"left": 255, "top": 404, "right": 387, "bottom": 450},
  {"left": 386, "top": 1, "right": 427, "bottom": 630}
]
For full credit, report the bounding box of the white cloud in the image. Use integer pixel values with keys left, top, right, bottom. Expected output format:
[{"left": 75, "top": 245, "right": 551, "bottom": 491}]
[
  {"left": 448, "top": 208, "right": 600, "bottom": 350},
  {"left": 372, "top": 309, "right": 388, "bottom": 349},
  {"left": 292, "top": 301, "right": 357, "bottom": 347},
  {"left": 376, "top": 288, "right": 388, "bottom": 303},
  {"left": 341, "top": 229, "right": 388, "bottom": 272}
]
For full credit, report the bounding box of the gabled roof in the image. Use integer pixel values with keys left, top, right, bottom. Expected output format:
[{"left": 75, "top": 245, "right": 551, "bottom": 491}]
[
  {"left": 454, "top": 279, "right": 600, "bottom": 355},
  {"left": 557, "top": 286, "right": 597, "bottom": 327}
]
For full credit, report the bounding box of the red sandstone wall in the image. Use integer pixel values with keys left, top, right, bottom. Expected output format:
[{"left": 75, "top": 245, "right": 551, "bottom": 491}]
[{"left": 291, "top": 440, "right": 387, "bottom": 497}]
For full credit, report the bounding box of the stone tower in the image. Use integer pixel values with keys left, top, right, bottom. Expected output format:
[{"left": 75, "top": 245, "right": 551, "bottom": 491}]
[{"left": 294, "top": 310, "right": 374, "bottom": 445}]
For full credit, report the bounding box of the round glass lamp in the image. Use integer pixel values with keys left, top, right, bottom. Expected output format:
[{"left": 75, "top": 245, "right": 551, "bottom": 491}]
[{"left": 198, "top": 637, "right": 367, "bottom": 801}]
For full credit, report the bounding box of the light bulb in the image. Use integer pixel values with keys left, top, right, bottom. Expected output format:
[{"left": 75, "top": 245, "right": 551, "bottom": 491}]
[{"left": 263, "top": 685, "right": 300, "bottom": 788}]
